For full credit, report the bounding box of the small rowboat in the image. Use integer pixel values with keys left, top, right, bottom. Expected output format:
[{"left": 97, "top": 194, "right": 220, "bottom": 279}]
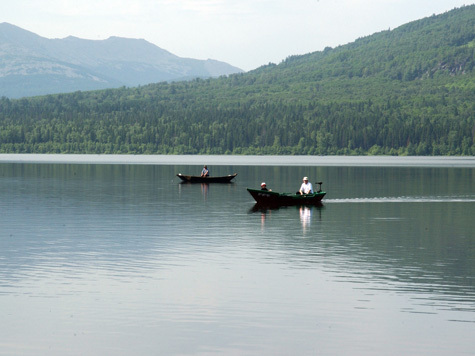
[
  {"left": 177, "top": 173, "right": 237, "bottom": 183},
  {"left": 247, "top": 185, "right": 326, "bottom": 206}
]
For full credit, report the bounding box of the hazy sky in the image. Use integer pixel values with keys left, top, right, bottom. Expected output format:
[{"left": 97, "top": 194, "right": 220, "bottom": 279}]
[{"left": 2, "top": 0, "right": 473, "bottom": 71}]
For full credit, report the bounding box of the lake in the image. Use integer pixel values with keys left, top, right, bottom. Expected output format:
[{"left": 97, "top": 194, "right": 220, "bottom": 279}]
[{"left": 0, "top": 155, "right": 474, "bottom": 355}]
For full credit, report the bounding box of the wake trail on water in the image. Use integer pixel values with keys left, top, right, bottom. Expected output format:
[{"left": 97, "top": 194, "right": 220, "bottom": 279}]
[{"left": 325, "top": 196, "right": 475, "bottom": 204}]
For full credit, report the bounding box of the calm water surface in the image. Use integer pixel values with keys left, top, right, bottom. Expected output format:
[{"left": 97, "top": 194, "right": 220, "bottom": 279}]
[{"left": 0, "top": 156, "right": 474, "bottom": 355}]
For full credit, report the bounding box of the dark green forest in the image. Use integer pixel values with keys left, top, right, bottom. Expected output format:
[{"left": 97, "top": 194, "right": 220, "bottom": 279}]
[{"left": 1, "top": 5, "right": 474, "bottom": 155}]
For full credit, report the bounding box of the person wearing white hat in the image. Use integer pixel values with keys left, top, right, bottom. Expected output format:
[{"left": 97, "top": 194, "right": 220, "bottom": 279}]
[{"left": 299, "top": 176, "right": 313, "bottom": 195}]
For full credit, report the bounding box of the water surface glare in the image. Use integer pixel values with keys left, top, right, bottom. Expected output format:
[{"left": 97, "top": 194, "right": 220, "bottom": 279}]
[{"left": 0, "top": 156, "right": 474, "bottom": 355}]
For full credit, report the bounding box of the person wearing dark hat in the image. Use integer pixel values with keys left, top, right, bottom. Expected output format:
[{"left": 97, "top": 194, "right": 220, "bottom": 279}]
[
  {"left": 299, "top": 176, "right": 313, "bottom": 195},
  {"left": 200, "top": 165, "right": 209, "bottom": 177}
]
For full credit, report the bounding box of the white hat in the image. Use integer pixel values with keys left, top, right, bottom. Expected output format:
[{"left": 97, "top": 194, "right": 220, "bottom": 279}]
[
  {"left": 261, "top": 182, "right": 266, "bottom": 186},
  {"left": 303, "top": 177, "right": 308, "bottom": 180}
]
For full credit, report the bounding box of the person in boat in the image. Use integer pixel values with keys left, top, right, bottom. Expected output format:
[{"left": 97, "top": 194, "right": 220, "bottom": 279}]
[
  {"left": 298, "top": 176, "right": 313, "bottom": 195},
  {"left": 200, "top": 165, "right": 209, "bottom": 177},
  {"left": 260, "top": 182, "right": 271, "bottom": 191}
]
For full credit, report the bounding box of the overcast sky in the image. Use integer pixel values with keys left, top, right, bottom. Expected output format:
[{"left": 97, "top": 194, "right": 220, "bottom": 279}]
[{"left": 2, "top": 0, "right": 474, "bottom": 71}]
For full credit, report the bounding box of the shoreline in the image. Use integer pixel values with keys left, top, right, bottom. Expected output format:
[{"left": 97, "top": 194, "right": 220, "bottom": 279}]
[{"left": 0, "top": 153, "right": 474, "bottom": 167}]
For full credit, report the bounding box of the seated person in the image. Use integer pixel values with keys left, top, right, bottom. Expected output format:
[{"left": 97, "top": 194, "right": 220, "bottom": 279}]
[
  {"left": 260, "top": 182, "right": 271, "bottom": 191},
  {"left": 200, "top": 165, "right": 209, "bottom": 177},
  {"left": 298, "top": 176, "right": 313, "bottom": 195}
]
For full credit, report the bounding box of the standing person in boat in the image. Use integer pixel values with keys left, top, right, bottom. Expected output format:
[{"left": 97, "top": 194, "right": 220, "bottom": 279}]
[
  {"left": 299, "top": 176, "right": 313, "bottom": 195},
  {"left": 200, "top": 165, "right": 209, "bottom": 177}
]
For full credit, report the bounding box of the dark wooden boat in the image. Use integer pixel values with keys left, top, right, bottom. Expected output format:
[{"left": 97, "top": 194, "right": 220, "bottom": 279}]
[
  {"left": 247, "top": 186, "right": 326, "bottom": 206},
  {"left": 177, "top": 173, "right": 237, "bottom": 183}
]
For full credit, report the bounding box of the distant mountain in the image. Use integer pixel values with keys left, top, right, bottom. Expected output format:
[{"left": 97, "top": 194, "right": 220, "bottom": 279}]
[{"left": 0, "top": 23, "right": 243, "bottom": 98}]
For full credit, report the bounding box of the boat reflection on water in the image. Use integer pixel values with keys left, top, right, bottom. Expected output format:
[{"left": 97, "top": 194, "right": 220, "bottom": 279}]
[
  {"left": 299, "top": 206, "right": 312, "bottom": 233},
  {"left": 177, "top": 180, "right": 209, "bottom": 201},
  {"left": 249, "top": 203, "right": 324, "bottom": 214},
  {"left": 200, "top": 183, "right": 209, "bottom": 199},
  {"left": 249, "top": 203, "right": 324, "bottom": 232}
]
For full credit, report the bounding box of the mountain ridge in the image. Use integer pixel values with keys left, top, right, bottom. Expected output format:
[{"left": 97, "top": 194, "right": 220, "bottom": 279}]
[{"left": 0, "top": 23, "right": 243, "bottom": 98}]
